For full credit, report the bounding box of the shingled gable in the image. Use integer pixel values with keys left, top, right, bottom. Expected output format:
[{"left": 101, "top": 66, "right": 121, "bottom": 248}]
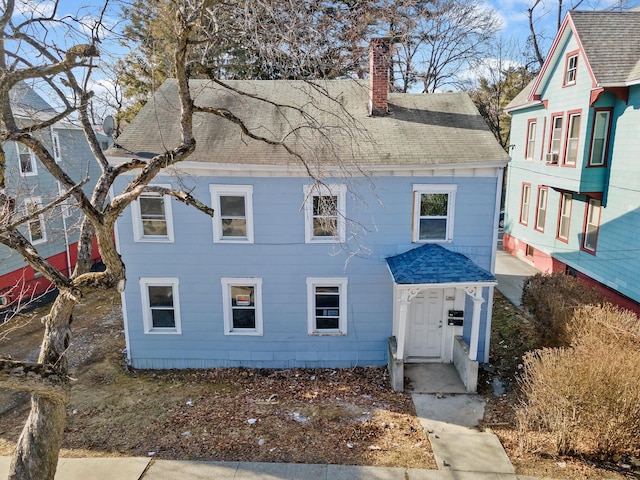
[
  {"left": 508, "top": 10, "right": 640, "bottom": 112},
  {"left": 110, "top": 80, "right": 508, "bottom": 171}
]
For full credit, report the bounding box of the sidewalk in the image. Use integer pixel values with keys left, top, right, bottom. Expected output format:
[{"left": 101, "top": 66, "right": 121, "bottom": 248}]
[{"left": 494, "top": 239, "right": 539, "bottom": 308}]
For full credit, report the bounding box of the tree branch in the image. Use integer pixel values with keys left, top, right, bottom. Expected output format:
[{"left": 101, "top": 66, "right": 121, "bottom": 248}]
[{"left": 0, "top": 358, "right": 69, "bottom": 399}]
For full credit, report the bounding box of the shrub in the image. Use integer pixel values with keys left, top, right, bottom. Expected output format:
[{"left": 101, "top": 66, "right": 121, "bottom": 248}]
[
  {"left": 516, "top": 304, "right": 640, "bottom": 458},
  {"left": 521, "top": 272, "right": 605, "bottom": 348}
]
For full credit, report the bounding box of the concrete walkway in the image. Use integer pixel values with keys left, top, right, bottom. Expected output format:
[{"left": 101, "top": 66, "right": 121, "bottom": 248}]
[{"left": 494, "top": 247, "right": 539, "bottom": 308}]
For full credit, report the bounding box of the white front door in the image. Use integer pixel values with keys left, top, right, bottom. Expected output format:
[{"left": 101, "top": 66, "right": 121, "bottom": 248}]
[{"left": 406, "top": 289, "right": 444, "bottom": 361}]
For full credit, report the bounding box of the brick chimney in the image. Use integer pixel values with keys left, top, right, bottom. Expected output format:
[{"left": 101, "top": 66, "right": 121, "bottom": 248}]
[{"left": 369, "top": 38, "right": 391, "bottom": 116}]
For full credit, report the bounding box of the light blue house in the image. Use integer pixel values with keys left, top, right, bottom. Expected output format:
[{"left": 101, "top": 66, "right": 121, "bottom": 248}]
[
  {"left": 0, "top": 83, "right": 107, "bottom": 307},
  {"left": 504, "top": 11, "right": 640, "bottom": 314},
  {"left": 110, "top": 41, "right": 509, "bottom": 391}
]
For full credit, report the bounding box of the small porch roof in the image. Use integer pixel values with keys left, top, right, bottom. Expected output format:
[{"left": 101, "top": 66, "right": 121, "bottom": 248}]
[{"left": 386, "top": 244, "right": 496, "bottom": 285}]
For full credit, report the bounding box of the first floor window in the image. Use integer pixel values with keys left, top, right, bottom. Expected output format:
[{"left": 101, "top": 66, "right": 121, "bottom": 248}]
[
  {"left": 25, "top": 198, "right": 46, "bottom": 244},
  {"left": 132, "top": 186, "right": 174, "bottom": 242},
  {"left": 412, "top": 184, "right": 456, "bottom": 242},
  {"left": 221, "top": 278, "right": 263, "bottom": 335},
  {"left": 583, "top": 198, "right": 601, "bottom": 253},
  {"left": 307, "top": 278, "right": 347, "bottom": 335},
  {"left": 558, "top": 193, "right": 572, "bottom": 241},
  {"left": 210, "top": 185, "right": 254, "bottom": 243},
  {"left": 140, "top": 278, "right": 181, "bottom": 334},
  {"left": 17, "top": 143, "right": 37, "bottom": 175},
  {"left": 535, "top": 187, "right": 548, "bottom": 231},
  {"left": 304, "top": 184, "right": 346, "bottom": 243},
  {"left": 519, "top": 184, "right": 531, "bottom": 225}
]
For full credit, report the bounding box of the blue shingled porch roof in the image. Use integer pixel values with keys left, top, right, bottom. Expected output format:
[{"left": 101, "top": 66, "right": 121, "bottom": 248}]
[{"left": 386, "top": 244, "right": 496, "bottom": 285}]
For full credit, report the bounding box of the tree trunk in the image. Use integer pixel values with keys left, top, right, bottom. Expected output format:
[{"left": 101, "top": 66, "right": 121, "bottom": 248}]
[
  {"left": 8, "top": 291, "right": 75, "bottom": 480},
  {"left": 9, "top": 391, "right": 68, "bottom": 480}
]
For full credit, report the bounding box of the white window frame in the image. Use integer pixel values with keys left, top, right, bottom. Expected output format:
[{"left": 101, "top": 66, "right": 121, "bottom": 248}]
[
  {"left": 564, "top": 113, "right": 581, "bottom": 166},
  {"left": 412, "top": 184, "right": 456, "bottom": 243},
  {"left": 520, "top": 184, "right": 531, "bottom": 225},
  {"left": 51, "top": 129, "right": 62, "bottom": 162},
  {"left": 535, "top": 187, "right": 548, "bottom": 232},
  {"left": 306, "top": 277, "right": 348, "bottom": 336},
  {"left": 583, "top": 198, "right": 601, "bottom": 253},
  {"left": 140, "top": 277, "right": 181, "bottom": 334},
  {"left": 564, "top": 54, "right": 578, "bottom": 85},
  {"left": 303, "top": 184, "right": 346, "bottom": 243},
  {"left": 221, "top": 277, "right": 263, "bottom": 336},
  {"left": 525, "top": 120, "right": 536, "bottom": 161},
  {"left": 558, "top": 193, "right": 572, "bottom": 241},
  {"left": 24, "top": 197, "right": 47, "bottom": 245},
  {"left": 16, "top": 143, "right": 37, "bottom": 176},
  {"left": 589, "top": 110, "right": 610, "bottom": 166},
  {"left": 210, "top": 185, "right": 254, "bottom": 244},
  {"left": 131, "top": 185, "right": 174, "bottom": 243}
]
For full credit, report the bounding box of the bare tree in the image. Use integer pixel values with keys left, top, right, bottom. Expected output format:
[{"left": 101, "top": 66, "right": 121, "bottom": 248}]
[
  {"left": 379, "top": 0, "right": 502, "bottom": 92},
  {"left": 0, "top": 0, "right": 366, "bottom": 477}
]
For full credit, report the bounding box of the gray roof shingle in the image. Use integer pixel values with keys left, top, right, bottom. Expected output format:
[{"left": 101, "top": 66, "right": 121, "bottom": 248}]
[
  {"left": 110, "top": 79, "right": 509, "bottom": 168},
  {"left": 386, "top": 244, "right": 496, "bottom": 285},
  {"left": 570, "top": 11, "right": 640, "bottom": 85}
]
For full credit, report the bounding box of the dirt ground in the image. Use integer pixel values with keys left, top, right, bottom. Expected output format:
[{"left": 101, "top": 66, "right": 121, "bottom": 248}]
[{"left": 0, "top": 289, "right": 638, "bottom": 478}]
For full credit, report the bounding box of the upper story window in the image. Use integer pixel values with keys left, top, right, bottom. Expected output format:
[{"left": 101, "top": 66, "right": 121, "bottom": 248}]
[
  {"left": 210, "top": 185, "right": 254, "bottom": 243},
  {"left": 582, "top": 198, "right": 601, "bottom": 253},
  {"left": 412, "top": 184, "right": 456, "bottom": 243},
  {"left": 525, "top": 120, "right": 537, "bottom": 161},
  {"left": 51, "top": 130, "right": 62, "bottom": 162},
  {"left": 306, "top": 277, "right": 348, "bottom": 336},
  {"left": 17, "top": 143, "right": 37, "bottom": 176},
  {"left": 303, "top": 184, "right": 346, "bottom": 243},
  {"left": 25, "top": 197, "right": 46, "bottom": 244},
  {"left": 221, "top": 277, "right": 263, "bottom": 336},
  {"left": 535, "top": 187, "right": 548, "bottom": 232},
  {"left": 131, "top": 185, "right": 174, "bottom": 243},
  {"left": 557, "top": 192, "right": 572, "bottom": 242},
  {"left": 564, "top": 53, "right": 578, "bottom": 86},
  {"left": 564, "top": 112, "right": 581, "bottom": 166},
  {"left": 140, "top": 277, "right": 181, "bottom": 334},
  {"left": 519, "top": 183, "right": 531, "bottom": 226},
  {"left": 546, "top": 115, "right": 563, "bottom": 164},
  {"left": 589, "top": 109, "right": 612, "bottom": 167}
]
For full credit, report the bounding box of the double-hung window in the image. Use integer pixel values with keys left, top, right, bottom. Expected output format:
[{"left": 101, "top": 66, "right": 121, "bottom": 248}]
[
  {"left": 51, "top": 130, "right": 62, "bottom": 162},
  {"left": 525, "top": 120, "right": 536, "bottom": 161},
  {"left": 564, "top": 112, "right": 581, "bottom": 166},
  {"left": 547, "top": 115, "right": 563, "bottom": 164},
  {"left": 535, "top": 187, "right": 548, "bottom": 232},
  {"left": 557, "top": 193, "right": 572, "bottom": 241},
  {"left": 303, "top": 184, "right": 346, "bottom": 243},
  {"left": 221, "top": 278, "right": 263, "bottom": 335},
  {"left": 589, "top": 110, "right": 611, "bottom": 166},
  {"left": 210, "top": 185, "right": 254, "bottom": 243},
  {"left": 307, "top": 278, "right": 347, "bottom": 335},
  {"left": 132, "top": 186, "right": 174, "bottom": 242},
  {"left": 519, "top": 184, "right": 531, "bottom": 226},
  {"left": 412, "top": 185, "right": 456, "bottom": 242},
  {"left": 582, "top": 198, "right": 601, "bottom": 253},
  {"left": 17, "top": 143, "right": 37, "bottom": 176},
  {"left": 564, "top": 53, "right": 578, "bottom": 85},
  {"left": 25, "top": 197, "right": 46, "bottom": 244},
  {"left": 140, "top": 278, "right": 181, "bottom": 334}
]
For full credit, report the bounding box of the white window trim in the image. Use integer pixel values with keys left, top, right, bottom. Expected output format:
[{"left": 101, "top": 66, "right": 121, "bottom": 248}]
[
  {"left": 210, "top": 185, "right": 254, "bottom": 244},
  {"left": 16, "top": 143, "right": 37, "bottom": 176},
  {"left": 221, "top": 277, "right": 263, "bottom": 336},
  {"left": 303, "top": 184, "right": 347, "bottom": 244},
  {"left": 51, "top": 129, "right": 62, "bottom": 163},
  {"left": 140, "top": 277, "right": 182, "bottom": 334},
  {"left": 131, "top": 184, "right": 174, "bottom": 243},
  {"left": 589, "top": 111, "right": 610, "bottom": 166},
  {"left": 306, "top": 277, "right": 348, "bottom": 336},
  {"left": 24, "top": 197, "right": 47, "bottom": 245},
  {"left": 412, "top": 184, "right": 457, "bottom": 243}
]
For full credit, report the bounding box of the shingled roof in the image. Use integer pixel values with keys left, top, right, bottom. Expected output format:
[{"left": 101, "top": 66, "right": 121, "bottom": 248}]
[
  {"left": 570, "top": 10, "right": 640, "bottom": 85},
  {"left": 110, "top": 79, "right": 509, "bottom": 169},
  {"left": 386, "top": 244, "right": 496, "bottom": 285}
]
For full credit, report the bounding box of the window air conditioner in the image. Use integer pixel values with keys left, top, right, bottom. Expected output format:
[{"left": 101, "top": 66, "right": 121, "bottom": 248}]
[{"left": 546, "top": 152, "right": 558, "bottom": 164}]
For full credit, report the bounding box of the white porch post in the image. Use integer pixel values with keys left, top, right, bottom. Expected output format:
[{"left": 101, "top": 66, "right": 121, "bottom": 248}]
[
  {"left": 465, "top": 286, "right": 485, "bottom": 361},
  {"left": 396, "top": 288, "right": 411, "bottom": 360}
]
